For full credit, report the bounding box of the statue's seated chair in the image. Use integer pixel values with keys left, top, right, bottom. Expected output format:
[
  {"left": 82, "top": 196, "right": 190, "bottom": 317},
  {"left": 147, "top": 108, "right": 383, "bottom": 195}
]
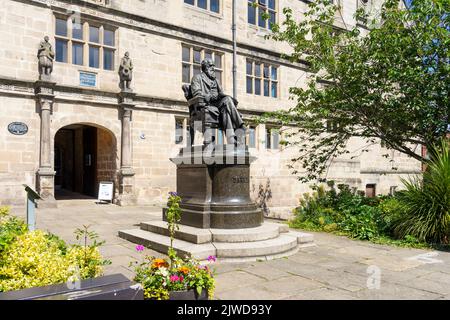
[{"left": 182, "top": 84, "right": 221, "bottom": 145}]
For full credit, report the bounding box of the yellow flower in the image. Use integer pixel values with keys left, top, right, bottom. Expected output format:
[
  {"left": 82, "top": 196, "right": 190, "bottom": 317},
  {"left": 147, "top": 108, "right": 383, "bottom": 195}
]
[
  {"left": 152, "top": 258, "right": 169, "bottom": 269},
  {"left": 178, "top": 266, "right": 190, "bottom": 275}
]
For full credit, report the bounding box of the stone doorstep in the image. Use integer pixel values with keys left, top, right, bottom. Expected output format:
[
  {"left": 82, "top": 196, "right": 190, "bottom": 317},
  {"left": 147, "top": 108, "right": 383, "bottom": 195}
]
[
  {"left": 118, "top": 228, "right": 314, "bottom": 262},
  {"left": 140, "top": 220, "right": 287, "bottom": 244}
]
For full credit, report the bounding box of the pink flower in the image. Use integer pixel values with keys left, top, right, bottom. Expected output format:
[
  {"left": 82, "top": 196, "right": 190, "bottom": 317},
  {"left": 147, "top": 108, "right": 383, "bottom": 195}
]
[
  {"left": 207, "top": 255, "right": 216, "bottom": 262},
  {"left": 170, "top": 275, "right": 180, "bottom": 282},
  {"left": 135, "top": 245, "right": 144, "bottom": 252}
]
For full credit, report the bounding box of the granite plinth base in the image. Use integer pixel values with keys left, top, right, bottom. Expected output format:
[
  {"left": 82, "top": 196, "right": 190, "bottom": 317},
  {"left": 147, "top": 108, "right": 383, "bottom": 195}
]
[{"left": 168, "top": 145, "right": 263, "bottom": 229}]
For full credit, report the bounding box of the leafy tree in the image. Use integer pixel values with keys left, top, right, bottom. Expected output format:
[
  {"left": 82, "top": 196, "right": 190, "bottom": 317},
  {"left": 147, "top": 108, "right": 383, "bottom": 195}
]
[{"left": 261, "top": 0, "right": 449, "bottom": 181}]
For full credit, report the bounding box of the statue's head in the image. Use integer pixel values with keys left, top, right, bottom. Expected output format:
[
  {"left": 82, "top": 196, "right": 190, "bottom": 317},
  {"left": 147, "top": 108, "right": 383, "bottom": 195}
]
[
  {"left": 201, "top": 59, "right": 216, "bottom": 80},
  {"left": 124, "top": 51, "right": 130, "bottom": 58},
  {"left": 44, "top": 36, "right": 49, "bottom": 42}
]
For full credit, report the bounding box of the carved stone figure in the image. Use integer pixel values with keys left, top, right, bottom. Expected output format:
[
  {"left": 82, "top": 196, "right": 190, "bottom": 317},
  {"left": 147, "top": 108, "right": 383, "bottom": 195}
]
[
  {"left": 119, "top": 52, "right": 133, "bottom": 91},
  {"left": 37, "top": 36, "right": 54, "bottom": 79},
  {"left": 183, "top": 58, "right": 245, "bottom": 145}
]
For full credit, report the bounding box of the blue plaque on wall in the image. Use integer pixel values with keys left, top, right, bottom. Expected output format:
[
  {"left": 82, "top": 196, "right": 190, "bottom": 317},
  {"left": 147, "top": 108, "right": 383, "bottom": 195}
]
[
  {"left": 79, "top": 72, "right": 97, "bottom": 87},
  {"left": 8, "top": 122, "right": 28, "bottom": 135}
]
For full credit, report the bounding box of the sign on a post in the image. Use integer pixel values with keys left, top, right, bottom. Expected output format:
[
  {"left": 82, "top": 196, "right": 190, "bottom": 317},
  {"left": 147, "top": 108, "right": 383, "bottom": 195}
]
[
  {"left": 23, "top": 184, "right": 41, "bottom": 231},
  {"left": 98, "top": 181, "right": 114, "bottom": 203}
]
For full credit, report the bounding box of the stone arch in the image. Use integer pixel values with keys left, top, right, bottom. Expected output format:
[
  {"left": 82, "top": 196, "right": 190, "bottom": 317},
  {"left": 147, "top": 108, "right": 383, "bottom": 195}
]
[{"left": 52, "top": 115, "right": 121, "bottom": 200}]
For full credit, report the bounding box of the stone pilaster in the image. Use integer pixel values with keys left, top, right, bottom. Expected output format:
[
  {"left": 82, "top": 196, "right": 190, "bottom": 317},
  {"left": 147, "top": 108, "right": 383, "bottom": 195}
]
[
  {"left": 35, "top": 80, "right": 57, "bottom": 208},
  {"left": 116, "top": 90, "right": 137, "bottom": 206}
]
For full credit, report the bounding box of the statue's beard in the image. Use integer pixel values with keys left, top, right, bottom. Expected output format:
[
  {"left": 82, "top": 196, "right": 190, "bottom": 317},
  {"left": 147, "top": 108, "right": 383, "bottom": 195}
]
[{"left": 205, "top": 70, "right": 216, "bottom": 80}]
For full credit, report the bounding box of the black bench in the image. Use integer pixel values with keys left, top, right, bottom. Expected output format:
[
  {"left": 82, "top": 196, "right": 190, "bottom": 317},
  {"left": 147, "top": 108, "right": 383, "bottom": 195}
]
[{"left": 0, "top": 274, "right": 143, "bottom": 300}]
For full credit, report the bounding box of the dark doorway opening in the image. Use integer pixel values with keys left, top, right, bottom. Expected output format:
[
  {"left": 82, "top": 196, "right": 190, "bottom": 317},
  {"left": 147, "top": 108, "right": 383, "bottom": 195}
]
[{"left": 54, "top": 124, "right": 117, "bottom": 200}]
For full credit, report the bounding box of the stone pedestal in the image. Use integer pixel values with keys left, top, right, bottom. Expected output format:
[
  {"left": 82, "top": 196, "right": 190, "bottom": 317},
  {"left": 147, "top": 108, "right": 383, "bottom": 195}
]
[
  {"left": 117, "top": 90, "right": 137, "bottom": 206},
  {"left": 164, "top": 145, "right": 263, "bottom": 229},
  {"left": 35, "top": 80, "right": 57, "bottom": 208}
]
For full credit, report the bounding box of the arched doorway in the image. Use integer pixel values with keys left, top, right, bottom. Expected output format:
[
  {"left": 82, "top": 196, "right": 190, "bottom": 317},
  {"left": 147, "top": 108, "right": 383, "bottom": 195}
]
[{"left": 54, "top": 124, "right": 118, "bottom": 200}]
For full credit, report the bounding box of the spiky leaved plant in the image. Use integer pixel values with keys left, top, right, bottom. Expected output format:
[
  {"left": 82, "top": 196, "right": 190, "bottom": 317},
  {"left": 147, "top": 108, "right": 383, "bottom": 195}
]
[{"left": 394, "top": 139, "right": 450, "bottom": 244}]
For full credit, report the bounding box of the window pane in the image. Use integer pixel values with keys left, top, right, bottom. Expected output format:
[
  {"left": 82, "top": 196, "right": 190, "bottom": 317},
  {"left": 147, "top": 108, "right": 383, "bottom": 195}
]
[
  {"left": 182, "top": 63, "right": 191, "bottom": 83},
  {"left": 198, "top": 0, "right": 207, "bottom": 9},
  {"left": 175, "top": 119, "right": 184, "bottom": 144},
  {"left": 258, "top": 7, "right": 266, "bottom": 28},
  {"left": 266, "top": 128, "right": 271, "bottom": 149},
  {"left": 268, "top": 0, "right": 275, "bottom": 10},
  {"left": 254, "top": 63, "right": 261, "bottom": 77},
  {"left": 248, "top": 127, "right": 256, "bottom": 148},
  {"left": 89, "top": 26, "right": 99, "bottom": 43},
  {"left": 246, "top": 60, "right": 252, "bottom": 75},
  {"left": 211, "top": 0, "right": 220, "bottom": 13},
  {"left": 72, "top": 43, "right": 83, "bottom": 65},
  {"left": 264, "top": 80, "right": 269, "bottom": 96},
  {"left": 271, "top": 66, "right": 277, "bottom": 80},
  {"left": 104, "top": 29, "right": 115, "bottom": 46},
  {"left": 272, "top": 130, "right": 279, "bottom": 149},
  {"left": 214, "top": 54, "right": 222, "bottom": 69},
  {"left": 263, "top": 65, "right": 269, "bottom": 78},
  {"left": 248, "top": 2, "right": 256, "bottom": 24},
  {"left": 269, "top": 11, "right": 276, "bottom": 29},
  {"left": 55, "top": 39, "right": 68, "bottom": 62},
  {"left": 255, "top": 79, "right": 261, "bottom": 95},
  {"left": 104, "top": 48, "right": 114, "bottom": 70},
  {"left": 182, "top": 46, "right": 190, "bottom": 62},
  {"left": 205, "top": 51, "right": 212, "bottom": 62},
  {"left": 271, "top": 82, "right": 277, "bottom": 97},
  {"left": 246, "top": 76, "right": 253, "bottom": 94},
  {"left": 184, "top": 0, "right": 194, "bottom": 5},
  {"left": 89, "top": 46, "right": 99, "bottom": 68},
  {"left": 215, "top": 70, "right": 222, "bottom": 85},
  {"left": 56, "top": 18, "right": 67, "bottom": 37},
  {"left": 193, "top": 65, "right": 201, "bottom": 76},
  {"left": 72, "top": 22, "right": 83, "bottom": 40},
  {"left": 193, "top": 49, "right": 201, "bottom": 63}
]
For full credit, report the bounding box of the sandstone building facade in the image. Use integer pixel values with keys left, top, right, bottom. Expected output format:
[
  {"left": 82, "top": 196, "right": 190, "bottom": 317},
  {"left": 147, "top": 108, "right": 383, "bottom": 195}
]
[{"left": 0, "top": 0, "right": 420, "bottom": 218}]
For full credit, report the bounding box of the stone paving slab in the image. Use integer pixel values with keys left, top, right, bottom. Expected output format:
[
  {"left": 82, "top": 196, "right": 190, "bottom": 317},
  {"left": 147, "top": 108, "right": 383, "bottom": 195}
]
[{"left": 26, "top": 201, "right": 450, "bottom": 300}]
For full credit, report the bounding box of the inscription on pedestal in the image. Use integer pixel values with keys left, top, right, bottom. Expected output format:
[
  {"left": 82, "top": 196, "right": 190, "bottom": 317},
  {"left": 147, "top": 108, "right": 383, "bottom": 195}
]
[{"left": 232, "top": 176, "right": 249, "bottom": 184}]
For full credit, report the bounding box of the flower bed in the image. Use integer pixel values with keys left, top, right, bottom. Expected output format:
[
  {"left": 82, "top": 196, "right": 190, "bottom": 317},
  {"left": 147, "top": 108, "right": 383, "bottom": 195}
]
[{"left": 0, "top": 208, "right": 110, "bottom": 293}]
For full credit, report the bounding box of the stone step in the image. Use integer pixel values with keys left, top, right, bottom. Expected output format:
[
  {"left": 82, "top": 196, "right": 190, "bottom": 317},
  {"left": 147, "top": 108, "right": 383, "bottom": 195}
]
[
  {"left": 210, "top": 223, "right": 281, "bottom": 243},
  {"left": 118, "top": 229, "right": 216, "bottom": 260},
  {"left": 214, "top": 234, "right": 299, "bottom": 258},
  {"left": 119, "top": 227, "right": 310, "bottom": 261},
  {"left": 140, "top": 221, "right": 212, "bottom": 244},
  {"left": 139, "top": 221, "right": 285, "bottom": 244}
]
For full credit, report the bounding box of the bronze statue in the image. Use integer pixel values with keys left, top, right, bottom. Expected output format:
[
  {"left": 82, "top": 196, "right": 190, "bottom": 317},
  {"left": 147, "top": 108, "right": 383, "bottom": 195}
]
[
  {"left": 119, "top": 52, "right": 133, "bottom": 91},
  {"left": 37, "top": 36, "right": 54, "bottom": 79},
  {"left": 187, "top": 58, "right": 245, "bottom": 145}
]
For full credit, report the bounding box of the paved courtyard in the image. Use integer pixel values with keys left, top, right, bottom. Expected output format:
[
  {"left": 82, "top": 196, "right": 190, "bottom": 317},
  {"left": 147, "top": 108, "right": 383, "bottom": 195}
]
[{"left": 18, "top": 199, "right": 450, "bottom": 300}]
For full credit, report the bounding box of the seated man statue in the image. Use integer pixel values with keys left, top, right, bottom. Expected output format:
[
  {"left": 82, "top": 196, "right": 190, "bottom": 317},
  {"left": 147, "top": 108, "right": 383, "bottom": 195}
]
[{"left": 190, "top": 58, "right": 246, "bottom": 145}]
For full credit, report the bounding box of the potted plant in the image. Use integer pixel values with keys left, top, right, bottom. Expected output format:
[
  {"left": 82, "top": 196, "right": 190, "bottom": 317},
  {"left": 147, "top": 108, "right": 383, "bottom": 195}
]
[{"left": 131, "top": 192, "right": 216, "bottom": 300}]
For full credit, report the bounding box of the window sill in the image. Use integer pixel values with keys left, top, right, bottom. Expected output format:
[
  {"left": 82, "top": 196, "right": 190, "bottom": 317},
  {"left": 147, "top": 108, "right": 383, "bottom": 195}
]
[
  {"left": 184, "top": 4, "right": 223, "bottom": 20},
  {"left": 55, "top": 61, "right": 116, "bottom": 73},
  {"left": 247, "top": 24, "right": 273, "bottom": 37}
]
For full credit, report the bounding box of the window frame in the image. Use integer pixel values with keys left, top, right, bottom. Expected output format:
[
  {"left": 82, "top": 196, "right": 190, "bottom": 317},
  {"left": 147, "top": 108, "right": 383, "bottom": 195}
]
[
  {"left": 246, "top": 59, "right": 279, "bottom": 98},
  {"left": 54, "top": 15, "right": 117, "bottom": 71},
  {"left": 184, "top": 0, "right": 221, "bottom": 14},
  {"left": 247, "top": 0, "right": 277, "bottom": 30},
  {"left": 265, "top": 126, "right": 280, "bottom": 150},
  {"left": 181, "top": 45, "right": 224, "bottom": 85}
]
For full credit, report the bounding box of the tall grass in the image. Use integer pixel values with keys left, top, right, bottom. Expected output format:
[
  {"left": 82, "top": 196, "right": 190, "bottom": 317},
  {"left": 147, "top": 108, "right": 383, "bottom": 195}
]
[{"left": 394, "top": 139, "right": 450, "bottom": 243}]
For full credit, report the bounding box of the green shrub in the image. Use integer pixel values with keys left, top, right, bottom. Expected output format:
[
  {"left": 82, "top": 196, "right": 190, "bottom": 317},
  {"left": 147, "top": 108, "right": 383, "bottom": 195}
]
[
  {"left": 0, "top": 208, "right": 27, "bottom": 257},
  {"left": 0, "top": 220, "right": 108, "bottom": 292},
  {"left": 377, "top": 197, "right": 405, "bottom": 236},
  {"left": 393, "top": 140, "right": 450, "bottom": 243},
  {"left": 339, "top": 206, "right": 380, "bottom": 240}
]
